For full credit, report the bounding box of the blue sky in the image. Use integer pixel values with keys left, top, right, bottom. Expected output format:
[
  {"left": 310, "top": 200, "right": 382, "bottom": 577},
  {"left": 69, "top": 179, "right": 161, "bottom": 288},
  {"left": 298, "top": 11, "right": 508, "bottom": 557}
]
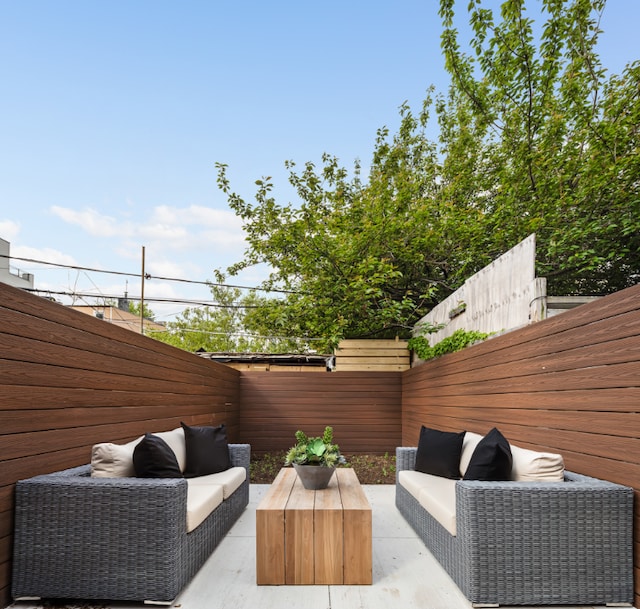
[{"left": 1, "top": 0, "right": 637, "bottom": 322}]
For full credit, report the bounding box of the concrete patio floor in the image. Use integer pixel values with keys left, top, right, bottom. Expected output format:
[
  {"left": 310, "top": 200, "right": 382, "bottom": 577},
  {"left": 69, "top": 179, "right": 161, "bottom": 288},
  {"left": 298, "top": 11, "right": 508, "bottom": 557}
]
[{"left": 8, "top": 484, "right": 626, "bottom": 609}]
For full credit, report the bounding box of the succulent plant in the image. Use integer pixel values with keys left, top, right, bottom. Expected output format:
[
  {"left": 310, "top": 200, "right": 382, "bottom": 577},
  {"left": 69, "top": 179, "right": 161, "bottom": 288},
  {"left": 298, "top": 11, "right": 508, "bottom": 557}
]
[{"left": 284, "top": 426, "right": 346, "bottom": 467}]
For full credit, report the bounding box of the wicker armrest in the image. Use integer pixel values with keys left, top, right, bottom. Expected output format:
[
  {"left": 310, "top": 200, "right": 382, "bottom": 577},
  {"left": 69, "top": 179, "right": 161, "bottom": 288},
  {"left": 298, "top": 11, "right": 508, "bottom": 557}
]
[
  {"left": 15, "top": 465, "right": 190, "bottom": 543},
  {"left": 395, "top": 447, "right": 417, "bottom": 480},
  {"left": 456, "top": 471, "right": 633, "bottom": 538},
  {"left": 229, "top": 443, "right": 251, "bottom": 473}
]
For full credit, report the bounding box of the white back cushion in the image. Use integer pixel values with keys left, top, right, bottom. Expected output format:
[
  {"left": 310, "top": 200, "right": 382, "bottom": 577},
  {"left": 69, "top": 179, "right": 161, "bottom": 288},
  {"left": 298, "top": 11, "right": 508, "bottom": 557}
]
[
  {"left": 510, "top": 445, "right": 564, "bottom": 481},
  {"left": 91, "top": 436, "right": 142, "bottom": 477},
  {"left": 91, "top": 427, "right": 187, "bottom": 477},
  {"left": 154, "top": 427, "right": 187, "bottom": 472},
  {"left": 459, "top": 432, "right": 484, "bottom": 477}
]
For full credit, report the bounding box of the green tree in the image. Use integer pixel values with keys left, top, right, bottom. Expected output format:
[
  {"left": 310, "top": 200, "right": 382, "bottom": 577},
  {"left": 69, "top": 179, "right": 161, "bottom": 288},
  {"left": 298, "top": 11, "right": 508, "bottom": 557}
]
[
  {"left": 129, "top": 300, "right": 156, "bottom": 320},
  {"left": 437, "top": 0, "right": 640, "bottom": 293},
  {"left": 149, "top": 279, "right": 313, "bottom": 353},
  {"left": 216, "top": 0, "right": 639, "bottom": 348},
  {"left": 217, "top": 100, "right": 447, "bottom": 348}
]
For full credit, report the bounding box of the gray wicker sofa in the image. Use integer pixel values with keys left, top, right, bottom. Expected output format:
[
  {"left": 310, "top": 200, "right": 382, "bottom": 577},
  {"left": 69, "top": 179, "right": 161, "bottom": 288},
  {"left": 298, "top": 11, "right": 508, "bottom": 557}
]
[
  {"left": 396, "top": 434, "right": 634, "bottom": 607},
  {"left": 12, "top": 430, "right": 250, "bottom": 605}
]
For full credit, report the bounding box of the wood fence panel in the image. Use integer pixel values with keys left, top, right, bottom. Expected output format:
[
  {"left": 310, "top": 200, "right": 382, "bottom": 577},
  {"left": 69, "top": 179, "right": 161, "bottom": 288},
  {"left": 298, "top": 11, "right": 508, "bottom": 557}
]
[
  {"left": 335, "top": 339, "right": 410, "bottom": 371},
  {"left": 402, "top": 283, "right": 640, "bottom": 608},
  {"left": 238, "top": 371, "right": 402, "bottom": 455}
]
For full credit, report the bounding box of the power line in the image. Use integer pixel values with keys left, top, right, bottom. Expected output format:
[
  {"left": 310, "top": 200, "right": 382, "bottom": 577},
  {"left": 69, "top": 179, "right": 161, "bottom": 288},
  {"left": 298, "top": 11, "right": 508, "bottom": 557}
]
[
  {"left": 0, "top": 253, "right": 301, "bottom": 295},
  {"left": 26, "top": 288, "right": 265, "bottom": 309},
  {"left": 144, "top": 326, "right": 326, "bottom": 342}
]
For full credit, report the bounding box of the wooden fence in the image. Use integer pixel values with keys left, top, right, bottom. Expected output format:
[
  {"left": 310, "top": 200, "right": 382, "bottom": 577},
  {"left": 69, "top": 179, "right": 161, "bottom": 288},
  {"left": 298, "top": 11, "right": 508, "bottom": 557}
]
[
  {"left": 1, "top": 280, "right": 639, "bottom": 607},
  {"left": 334, "top": 339, "right": 410, "bottom": 371},
  {"left": 403, "top": 283, "right": 640, "bottom": 608},
  {"left": 238, "top": 371, "right": 402, "bottom": 455}
]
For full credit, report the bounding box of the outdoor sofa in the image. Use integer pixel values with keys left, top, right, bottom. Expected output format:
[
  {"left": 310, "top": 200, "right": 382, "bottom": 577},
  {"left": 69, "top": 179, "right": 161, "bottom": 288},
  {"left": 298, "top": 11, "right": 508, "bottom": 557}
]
[
  {"left": 396, "top": 427, "right": 634, "bottom": 607},
  {"left": 12, "top": 424, "right": 250, "bottom": 605}
]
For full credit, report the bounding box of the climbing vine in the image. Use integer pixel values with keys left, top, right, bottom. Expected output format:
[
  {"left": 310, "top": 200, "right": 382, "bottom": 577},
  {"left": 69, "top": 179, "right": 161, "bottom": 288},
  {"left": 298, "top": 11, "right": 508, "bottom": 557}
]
[{"left": 408, "top": 329, "right": 491, "bottom": 361}]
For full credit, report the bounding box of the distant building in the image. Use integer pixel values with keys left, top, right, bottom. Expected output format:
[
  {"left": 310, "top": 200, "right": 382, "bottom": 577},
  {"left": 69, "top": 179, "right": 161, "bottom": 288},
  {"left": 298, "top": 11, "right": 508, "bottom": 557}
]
[
  {"left": 0, "top": 238, "right": 34, "bottom": 289},
  {"left": 70, "top": 297, "right": 165, "bottom": 335}
]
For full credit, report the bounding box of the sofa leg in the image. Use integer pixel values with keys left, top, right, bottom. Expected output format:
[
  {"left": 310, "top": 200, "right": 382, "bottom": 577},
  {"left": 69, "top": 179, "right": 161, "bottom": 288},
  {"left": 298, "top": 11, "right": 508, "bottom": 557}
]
[{"left": 144, "top": 599, "right": 174, "bottom": 606}]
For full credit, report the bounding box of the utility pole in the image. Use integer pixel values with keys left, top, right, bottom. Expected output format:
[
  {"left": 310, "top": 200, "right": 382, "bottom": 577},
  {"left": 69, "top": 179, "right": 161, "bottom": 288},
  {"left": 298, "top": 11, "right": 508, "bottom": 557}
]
[{"left": 140, "top": 246, "right": 145, "bottom": 334}]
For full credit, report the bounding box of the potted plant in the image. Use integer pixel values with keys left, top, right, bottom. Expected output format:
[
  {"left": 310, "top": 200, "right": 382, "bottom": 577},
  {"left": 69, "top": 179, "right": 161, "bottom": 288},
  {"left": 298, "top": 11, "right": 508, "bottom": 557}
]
[{"left": 284, "top": 426, "right": 346, "bottom": 489}]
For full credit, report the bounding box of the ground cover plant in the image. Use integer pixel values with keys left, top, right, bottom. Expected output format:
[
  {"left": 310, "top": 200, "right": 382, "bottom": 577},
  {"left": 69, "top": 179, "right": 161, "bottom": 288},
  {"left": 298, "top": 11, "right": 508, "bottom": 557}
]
[{"left": 250, "top": 450, "right": 396, "bottom": 485}]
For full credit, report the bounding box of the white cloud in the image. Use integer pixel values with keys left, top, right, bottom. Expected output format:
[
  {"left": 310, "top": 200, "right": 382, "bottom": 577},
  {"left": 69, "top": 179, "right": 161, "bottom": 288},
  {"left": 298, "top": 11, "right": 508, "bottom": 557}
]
[
  {"left": 138, "top": 223, "right": 189, "bottom": 242},
  {"left": 51, "top": 204, "right": 245, "bottom": 256},
  {"left": 12, "top": 245, "right": 77, "bottom": 267},
  {"left": 200, "top": 228, "right": 246, "bottom": 248},
  {"left": 47, "top": 203, "right": 249, "bottom": 296},
  {"left": 146, "top": 258, "right": 196, "bottom": 280},
  {"left": 143, "top": 205, "right": 246, "bottom": 253},
  {"left": 0, "top": 219, "right": 21, "bottom": 241},
  {"left": 151, "top": 204, "right": 241, "bottom": 228},
  {"left": 51, "top": 206, "right": 127, "bottom": 238}
]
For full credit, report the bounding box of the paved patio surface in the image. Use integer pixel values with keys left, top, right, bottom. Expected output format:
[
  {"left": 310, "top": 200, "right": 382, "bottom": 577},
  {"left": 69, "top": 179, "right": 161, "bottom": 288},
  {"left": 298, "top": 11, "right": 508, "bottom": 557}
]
[{"left": 8, "top": 484, "right": 622, "bottom": 609}]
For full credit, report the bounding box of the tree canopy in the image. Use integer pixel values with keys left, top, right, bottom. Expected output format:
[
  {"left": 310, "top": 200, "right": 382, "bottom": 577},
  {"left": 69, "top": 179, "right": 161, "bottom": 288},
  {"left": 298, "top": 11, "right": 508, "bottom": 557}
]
[
  {"left": 149, "top": 279, "right": 315, "bottom": 353},
  {"left": 148, "top": 282, "right": 260, "bottom": 352},
  {"left": 216, "top": 0, "right": 639, "bottom": 352}
]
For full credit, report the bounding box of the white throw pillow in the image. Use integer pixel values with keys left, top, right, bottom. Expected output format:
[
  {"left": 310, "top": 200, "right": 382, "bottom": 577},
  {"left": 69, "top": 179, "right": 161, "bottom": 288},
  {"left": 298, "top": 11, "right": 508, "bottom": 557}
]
[
  {"left": 510, "top": 445, "right": 564, "bottom": 481},
  {"left": 458, "top": 432, "right": 484, "bottom": 477},
  {"left": 91, "top": 436, "right": 143, "bottom": 477},
  {"left": 91, "top": 428, "right": 186, "bottom": 477},
  {"left": 154, "top": 427, "right": 187, "bottom": 472}
]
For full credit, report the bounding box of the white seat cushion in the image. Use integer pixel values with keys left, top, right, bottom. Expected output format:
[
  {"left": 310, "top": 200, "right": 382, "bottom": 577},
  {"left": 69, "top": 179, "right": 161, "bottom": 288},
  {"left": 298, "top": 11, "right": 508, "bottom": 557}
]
[
  {"left": 399, "top": 470, "right": 458, "bottom": 536},
  {"left": 187, "top": 466, "right": 246, "bottom": 499},
  {"left": 186, "top": 483, "right": 224, "bottom": 532},
  {"left": 510, "top": 445, "right": 564, "bottom": 481}
]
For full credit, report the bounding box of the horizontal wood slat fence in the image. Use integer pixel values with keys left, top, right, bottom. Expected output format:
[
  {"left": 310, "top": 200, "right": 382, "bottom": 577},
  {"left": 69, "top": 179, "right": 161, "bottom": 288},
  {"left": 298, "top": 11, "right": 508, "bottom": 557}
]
[
  {"left": 403, "top": 283, "right": 640, "bottom": 608},
  {"left": 1, "top": 280, "right": 639, "bottom": 607},
  {"left": 238, "top": 371, "right": 402, "bottom": 455}
]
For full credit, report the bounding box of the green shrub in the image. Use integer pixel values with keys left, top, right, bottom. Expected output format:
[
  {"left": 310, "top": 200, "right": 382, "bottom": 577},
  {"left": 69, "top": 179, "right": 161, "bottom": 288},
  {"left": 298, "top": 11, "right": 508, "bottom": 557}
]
[{"left": 408, "top": 328, "right": 491, "bottom": 361}]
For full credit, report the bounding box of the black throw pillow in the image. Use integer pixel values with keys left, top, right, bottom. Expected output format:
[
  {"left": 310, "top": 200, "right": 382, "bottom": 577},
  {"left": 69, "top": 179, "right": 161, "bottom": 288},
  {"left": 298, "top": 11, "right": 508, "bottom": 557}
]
[
  {"left": 414, "top": 425, "right": 466, "bottom": 479},
  {"left": 133, "top": 433, "right": 183, "bottom": 478},
  {"left": 181, "top": 422, "right": 231, "bottom": 478},
  {"left": 463, "top": 427, "right": 513, "bottom": 481}
]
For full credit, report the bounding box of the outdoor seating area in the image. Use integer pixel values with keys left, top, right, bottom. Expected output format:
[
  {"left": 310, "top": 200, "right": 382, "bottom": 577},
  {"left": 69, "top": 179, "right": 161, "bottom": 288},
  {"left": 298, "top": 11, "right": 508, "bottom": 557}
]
[
  {"left": 8, "top": 482, "right": 630, "bottom": 609},
  {"left": 9, "top": 440, "right": 635, "bottom": 609},
  {"left": 396, "top": 430, "right": 635, "bottom": 606},
  {"left": 11, "top": 427, "right": 250, "bottom": 605}
]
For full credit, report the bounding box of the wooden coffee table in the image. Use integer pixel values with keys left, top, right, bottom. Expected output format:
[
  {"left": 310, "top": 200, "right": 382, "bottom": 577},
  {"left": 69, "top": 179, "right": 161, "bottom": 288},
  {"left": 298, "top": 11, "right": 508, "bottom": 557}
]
[{"left": 256, "top": 467, "right": 372, "bottom": 585}]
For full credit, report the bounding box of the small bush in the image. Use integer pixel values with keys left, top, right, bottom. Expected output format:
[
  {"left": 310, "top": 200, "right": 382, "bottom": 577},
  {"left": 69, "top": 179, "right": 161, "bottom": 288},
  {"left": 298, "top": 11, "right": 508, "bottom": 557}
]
[{"left": 408, "top": 328, "right": 491, "bottom": 361}]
